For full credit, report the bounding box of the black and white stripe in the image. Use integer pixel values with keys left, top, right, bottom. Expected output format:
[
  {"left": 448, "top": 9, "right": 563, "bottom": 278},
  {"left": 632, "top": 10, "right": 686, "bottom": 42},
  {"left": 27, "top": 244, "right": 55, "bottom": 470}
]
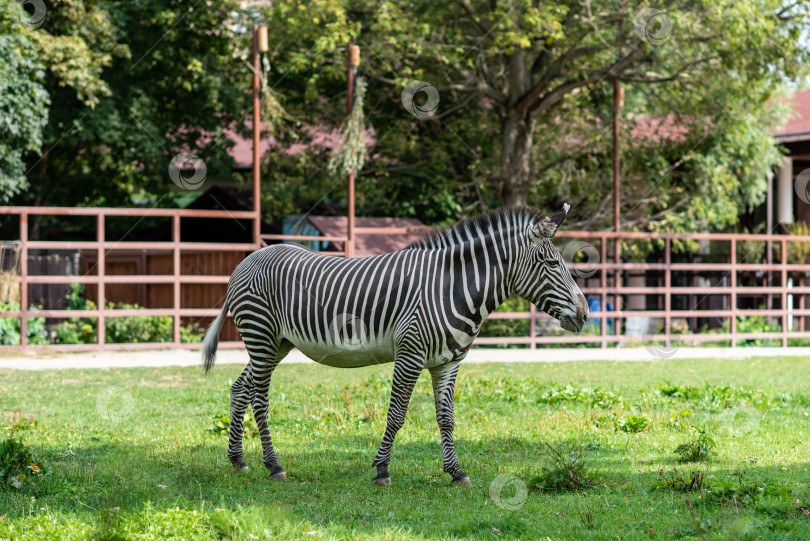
[{"left": 202, "top": 205, "right": 588, "bottom": 485}]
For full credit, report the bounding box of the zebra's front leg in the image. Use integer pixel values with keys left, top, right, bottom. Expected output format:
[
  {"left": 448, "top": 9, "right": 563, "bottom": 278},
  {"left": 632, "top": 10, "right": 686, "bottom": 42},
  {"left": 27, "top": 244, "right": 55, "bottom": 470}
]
[
  {"left": 371, "top": 358, "right": 422, "bottom": 486},
  {"left": 228, "top": 367, "right": 252, "bottom": 471},
  {"left": 429, "top": 362, "right": 469, "bottom": 486}
]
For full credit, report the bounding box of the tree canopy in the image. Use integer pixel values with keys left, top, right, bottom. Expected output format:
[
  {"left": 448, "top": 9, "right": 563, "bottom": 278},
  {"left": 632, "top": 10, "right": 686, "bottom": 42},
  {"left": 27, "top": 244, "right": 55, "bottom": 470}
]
[{"left": 3, "top": 0, "right": 809, "bottom": 235}]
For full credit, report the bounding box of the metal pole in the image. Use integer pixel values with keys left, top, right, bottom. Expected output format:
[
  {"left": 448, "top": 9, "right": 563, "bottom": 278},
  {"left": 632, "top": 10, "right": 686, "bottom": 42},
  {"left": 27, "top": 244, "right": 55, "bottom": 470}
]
[
  {"left": 612, "top": 77, "right": 623, "bottom": 339},
  {"left": 252, "top": 25, "right": 263, "bottom": 249},
  {"left": 613, "top": 77, "right": 622, "bottom": 233},
  {"left": 346, "top": 43, "right": 359, "bottom": 258},
  {"left": 19, "top": 212, "right": 27, "bottom": 348}
]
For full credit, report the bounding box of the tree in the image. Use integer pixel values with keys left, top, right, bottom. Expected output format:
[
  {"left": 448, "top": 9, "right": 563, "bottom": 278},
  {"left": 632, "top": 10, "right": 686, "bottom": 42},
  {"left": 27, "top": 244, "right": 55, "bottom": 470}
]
[
  {"left": 0, "top": 0, "right": 49, "bottom": 201},
  {"left": 256, "top": 0, "right": 809, "bottom": 233},
  {"left": 12, "top": 0, "right": 246, "bottom": 237}
]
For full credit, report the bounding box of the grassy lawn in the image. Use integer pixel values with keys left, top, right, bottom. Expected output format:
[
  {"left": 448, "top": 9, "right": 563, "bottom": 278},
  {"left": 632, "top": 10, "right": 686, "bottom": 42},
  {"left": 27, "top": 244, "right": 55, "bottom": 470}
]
[{"left": 2, "top": 356, "right": 810, "bottom": 539}]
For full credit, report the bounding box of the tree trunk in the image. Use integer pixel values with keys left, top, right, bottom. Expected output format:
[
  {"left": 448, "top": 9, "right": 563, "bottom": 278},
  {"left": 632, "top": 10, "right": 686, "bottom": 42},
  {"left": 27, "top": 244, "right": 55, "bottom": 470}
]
[
  {"left": 500, "top": 109, "right": 534, "bottom": 208},
  {"left": 499, "top": 48, "right": 535, "bottom": 208}
]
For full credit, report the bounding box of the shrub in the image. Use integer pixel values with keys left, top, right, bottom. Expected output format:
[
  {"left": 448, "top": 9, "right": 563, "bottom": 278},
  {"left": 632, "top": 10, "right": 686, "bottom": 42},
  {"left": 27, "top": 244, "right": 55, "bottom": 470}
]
[
  {"left": 0, "top": 437, "right": 44, "bottom": 490},
  {"left": 527, "top": 443, "right": 599, "bottom": 492},
  {"left": 674, "top": 429, "right": 716, "bottom": 462},
  {"left": 617, "top": 415, "right": 649, "bottom": 433},
  {"left": 54, "top": 284, "right": 205, "bottom": 345},
  {"left": 652, "top": 469, "right": 790, "bottom": 506},
  {"left": 0, "top": 302, "right": 49, "bottom": 345}
]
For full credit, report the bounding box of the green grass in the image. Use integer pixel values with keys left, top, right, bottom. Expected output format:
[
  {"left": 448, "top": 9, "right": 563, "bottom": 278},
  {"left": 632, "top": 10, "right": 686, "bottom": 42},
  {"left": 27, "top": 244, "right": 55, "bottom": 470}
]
[{"left": 2, "top": 357, "right": 810, "bottom": 539}]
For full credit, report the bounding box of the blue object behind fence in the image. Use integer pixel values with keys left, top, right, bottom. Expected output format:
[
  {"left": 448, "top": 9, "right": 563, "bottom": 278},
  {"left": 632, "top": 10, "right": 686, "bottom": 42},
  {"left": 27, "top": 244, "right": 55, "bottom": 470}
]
[{"left": 585, "top": 297, "right": 614, "bottom": 334}]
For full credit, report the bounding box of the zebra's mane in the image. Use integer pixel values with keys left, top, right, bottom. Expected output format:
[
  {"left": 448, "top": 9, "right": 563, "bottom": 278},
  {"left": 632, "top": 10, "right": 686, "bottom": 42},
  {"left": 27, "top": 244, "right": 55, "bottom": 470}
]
[{"left": 405, "top": 208, "right": 540, "bottom": 250}]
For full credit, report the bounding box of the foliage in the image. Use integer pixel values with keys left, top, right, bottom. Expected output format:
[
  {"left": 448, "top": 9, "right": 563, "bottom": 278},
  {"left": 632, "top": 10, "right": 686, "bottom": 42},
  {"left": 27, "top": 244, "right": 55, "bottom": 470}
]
[
  {"left": 537, "top": 384, "right": 622, "bottom": 409},
  {"left": 657, "top": 380, "right": 773, "bottom": 408},
  {"left": 0, "top": 302, "right": 48, "bottom": 345},
  {"left": 0, "top": 1, "right": 49, "bottom": 201},
  {"left": 252, "top": 0, "right": 810, "bottom": 232},
  {"left": 652, "top": 469, "right": 791, "bottom": 506},
  {"left": 616, "top": 415, "right": 650, "bottom": 434},
  {"left": 0, "top": 437, "right": 44, "bottom": 490},
  {"left": 328, "top": 76, "right": 369, "bottom": 178},
  {"left": 208, "top": 412, "right": 259, "bottom": 439},
  {"left": 674, "top": 429, "right": 716, "bottom": 463},
  {"left": 7, "top": 0, "right": 245, "bottom": 234},
  {"left": 527, "top": 443, "right": 599, "bottom": 493}
]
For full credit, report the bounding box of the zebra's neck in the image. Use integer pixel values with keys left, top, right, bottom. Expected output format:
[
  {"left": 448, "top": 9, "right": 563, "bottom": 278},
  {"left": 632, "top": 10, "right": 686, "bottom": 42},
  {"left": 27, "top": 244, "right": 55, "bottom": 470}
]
[{"left": 442, "top": 225, "right": 526, "bottom": 322}]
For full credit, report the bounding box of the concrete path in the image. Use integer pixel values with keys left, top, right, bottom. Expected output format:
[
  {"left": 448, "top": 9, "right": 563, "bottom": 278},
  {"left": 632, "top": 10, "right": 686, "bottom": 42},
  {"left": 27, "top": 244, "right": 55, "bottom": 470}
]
[{"left": 1, "top": 346, "right": 808, "bottom": 370}]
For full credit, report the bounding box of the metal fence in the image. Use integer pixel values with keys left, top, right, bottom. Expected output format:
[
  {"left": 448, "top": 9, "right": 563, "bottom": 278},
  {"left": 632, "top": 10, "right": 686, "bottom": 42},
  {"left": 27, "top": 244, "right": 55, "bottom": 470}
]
[{"left": 3, "top": 205, "right": 810, "bottom": 351}]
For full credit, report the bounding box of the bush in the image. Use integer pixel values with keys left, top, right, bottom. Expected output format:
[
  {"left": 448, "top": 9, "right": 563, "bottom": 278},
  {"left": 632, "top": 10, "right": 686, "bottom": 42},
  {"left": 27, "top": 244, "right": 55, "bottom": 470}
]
[
  {"left": 0, "top": 302, "right": 49, "bottom": 345},
  {"left": 54, "top": 284, "right": 205, "bottom": 345},
  {"left": 674, "top": 429, "right": 716, "bottom": 462},
  {"left": 0, "top": 437, "right": 44, "bottom": 490},
  {"left": 527, "top": 443, "right": 599, "bottom": 492}
]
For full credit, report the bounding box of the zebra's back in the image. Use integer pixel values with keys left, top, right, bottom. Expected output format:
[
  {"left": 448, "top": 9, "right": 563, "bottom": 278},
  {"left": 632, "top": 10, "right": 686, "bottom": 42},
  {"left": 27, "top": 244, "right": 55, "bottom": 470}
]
[{"left": 228, "top": 244, "right": 429, "bottom": 367}]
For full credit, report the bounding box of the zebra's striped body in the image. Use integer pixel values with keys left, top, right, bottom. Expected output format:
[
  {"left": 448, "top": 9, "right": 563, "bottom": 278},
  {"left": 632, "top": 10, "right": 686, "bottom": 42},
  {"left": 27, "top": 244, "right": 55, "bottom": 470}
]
[{"left": 202, "top": 206, "right": 587, "bottom": 485}]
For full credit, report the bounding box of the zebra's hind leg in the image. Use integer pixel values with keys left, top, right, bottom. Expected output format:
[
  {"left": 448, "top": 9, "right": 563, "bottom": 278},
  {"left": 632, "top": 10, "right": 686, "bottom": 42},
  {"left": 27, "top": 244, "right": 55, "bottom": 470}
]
[
  {"left": 228, "top": 366, "right": 252, "bottom": 471},
  {"left": 371, "top": 357, "right": 422, "bottom": 486},
  {"left": 428, "top": 362, "right": 470, "bottom": 486},
  {"left": 246, "top": 338, "right": 290, "bottom": 481}
]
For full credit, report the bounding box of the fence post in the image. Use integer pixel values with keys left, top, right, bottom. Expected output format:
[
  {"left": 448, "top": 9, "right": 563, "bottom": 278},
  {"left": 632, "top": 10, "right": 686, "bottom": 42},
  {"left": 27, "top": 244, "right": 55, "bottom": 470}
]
[
  {"left": 600, "top": 234, "right": 607, "bottom": 348},
  {"left": 664, "top": 238, "right": 671, "bottom": 349},
  {"left": 19, "top": 212, "right": 28, "bottom": 348},
  {"left": 97, "top": 214, "right": 105, "bottom": 346},
  {"left": 730, "top": 238, "right": 736, "bottom": 347},
  {"left": 173, "top": 214, "right": 181, "bottom": 346},
  {"left": 782, "top": 238, "right": 788, "bottom": 347}
]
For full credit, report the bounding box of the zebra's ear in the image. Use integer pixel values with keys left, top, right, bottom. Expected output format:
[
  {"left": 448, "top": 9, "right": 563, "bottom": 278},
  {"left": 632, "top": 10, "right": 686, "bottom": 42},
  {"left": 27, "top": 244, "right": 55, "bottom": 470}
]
[{"left": 531, "top": 203, "right": 570, "bottom": 240}]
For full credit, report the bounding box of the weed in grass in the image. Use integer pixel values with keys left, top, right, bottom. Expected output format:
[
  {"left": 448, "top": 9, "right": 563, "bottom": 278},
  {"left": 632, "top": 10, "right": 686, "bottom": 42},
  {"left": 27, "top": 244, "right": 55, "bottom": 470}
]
[
  {"left": 527, "top": 443, "right": 599, "bottom": 493},
  {"left": 537, "top": 384, "right": 623, "bottom": 409},
  {"left": 0, "top": 437, "right": 44, "bottom": 490},
  {"left": 673, "top": 428, "right": 716, "bottom": 462},
  {"left": 657, "top": 381, "right": 774, "bottom": 409},
  {"left": 1, "top": 412, "right": 39, "bottom": 433},
  {"left": 207, "top": 411, "right": 259, "bottom": 438},
  {"left": 666, "top": 409, "right": 693, "bottom": 431},
  {"left": 617, "top": 415, "right": 649, "bottom": 433},
  {"left": 652, "top": 469, "right": 791, "bottom": 507}
]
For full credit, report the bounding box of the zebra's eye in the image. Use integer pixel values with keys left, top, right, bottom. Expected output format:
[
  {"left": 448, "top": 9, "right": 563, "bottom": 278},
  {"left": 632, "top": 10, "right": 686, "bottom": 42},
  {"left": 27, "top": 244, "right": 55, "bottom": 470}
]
[{"left": 546, "top": 259, "right": 559, "bottom": 267}]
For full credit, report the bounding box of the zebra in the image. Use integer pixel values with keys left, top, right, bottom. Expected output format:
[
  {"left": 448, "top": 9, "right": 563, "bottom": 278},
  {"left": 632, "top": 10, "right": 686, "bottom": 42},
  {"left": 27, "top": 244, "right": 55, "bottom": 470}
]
[{"left": 202, "top": 205, "right": 588, "bottom": 486}]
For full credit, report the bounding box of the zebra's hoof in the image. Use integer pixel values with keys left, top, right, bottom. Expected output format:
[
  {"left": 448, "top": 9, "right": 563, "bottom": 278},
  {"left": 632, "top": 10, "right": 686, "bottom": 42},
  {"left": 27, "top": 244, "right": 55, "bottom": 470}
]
[
  {"left": 269, "top": 465, "right": 287, "bottom": 481},
  {"left": 232, "top": 460, "right": 249, "bottom": 472},
  {"left": 452, "top": 475, "right": 472, "bottom": 487},
  {"left": 372, "top": 468, "right": 391, "bottom": 486}
]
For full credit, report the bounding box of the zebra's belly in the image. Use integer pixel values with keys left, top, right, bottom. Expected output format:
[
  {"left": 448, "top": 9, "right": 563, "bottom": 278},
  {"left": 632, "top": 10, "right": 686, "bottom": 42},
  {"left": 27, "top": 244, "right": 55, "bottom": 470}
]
[{"left": 287, "top": 335, "right": 395, "bottom": 368}]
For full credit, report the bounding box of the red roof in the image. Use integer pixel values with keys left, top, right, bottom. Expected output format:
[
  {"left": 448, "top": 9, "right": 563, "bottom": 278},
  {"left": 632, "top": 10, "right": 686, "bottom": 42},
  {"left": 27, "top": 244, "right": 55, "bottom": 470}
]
[
  {"left": 776, "top": 89, "right": 810, "bottom": 141},
  {"left": 306, "top": 216, "right": 426, "bottom": 256}
]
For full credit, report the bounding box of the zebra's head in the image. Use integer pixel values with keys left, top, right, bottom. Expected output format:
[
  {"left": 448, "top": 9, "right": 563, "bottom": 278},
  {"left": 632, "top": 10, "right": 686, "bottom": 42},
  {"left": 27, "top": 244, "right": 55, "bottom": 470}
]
[{"left": 514, "top": 204, "right": 588, "bottom": 333}]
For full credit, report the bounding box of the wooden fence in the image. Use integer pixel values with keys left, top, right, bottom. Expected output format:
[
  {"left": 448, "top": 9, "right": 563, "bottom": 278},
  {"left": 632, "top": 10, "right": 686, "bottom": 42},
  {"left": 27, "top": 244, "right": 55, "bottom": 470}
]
[{"left": 2, "top": 206, "right": 810, "bottom": 351}]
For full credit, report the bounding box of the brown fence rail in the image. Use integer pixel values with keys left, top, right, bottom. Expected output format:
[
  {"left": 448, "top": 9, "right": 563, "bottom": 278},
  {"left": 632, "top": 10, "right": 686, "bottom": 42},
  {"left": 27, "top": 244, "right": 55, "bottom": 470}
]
[{"left": 3, "top": 206, "right": 810, "bottom": 351}]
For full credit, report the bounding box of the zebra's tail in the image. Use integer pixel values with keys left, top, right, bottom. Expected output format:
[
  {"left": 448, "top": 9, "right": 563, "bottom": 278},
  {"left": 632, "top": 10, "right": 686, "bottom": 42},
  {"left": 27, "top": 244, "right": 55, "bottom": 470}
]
[{"left": 202, "top": 298, "right": 230, "bottom": 375}]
